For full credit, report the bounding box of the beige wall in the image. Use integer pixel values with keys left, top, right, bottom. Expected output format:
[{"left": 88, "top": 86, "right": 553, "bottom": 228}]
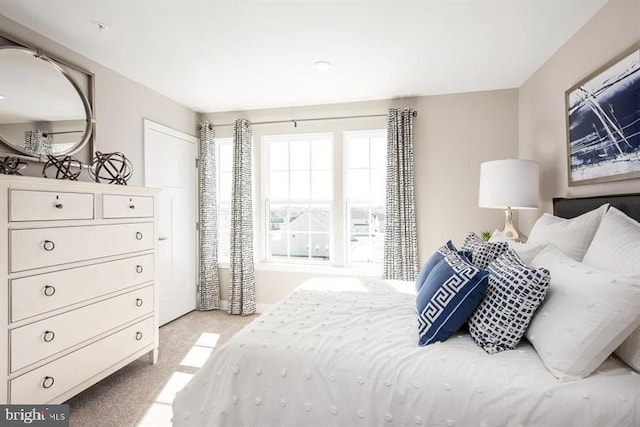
[
  {"left": 0, "top": 15, "right": 199, "bottom": 186},
  {"left": 203, "top": 89, "right": 518, "bottom": 304},
  {"left": 518, "top": 0, "right": 640, "bottom": 231},
  {"left": 0, "top": 13, "right": 521, "bottom": 306}
]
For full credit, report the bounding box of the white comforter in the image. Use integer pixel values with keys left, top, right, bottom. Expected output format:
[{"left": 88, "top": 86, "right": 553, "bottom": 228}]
[{"left": 173, "top": 277, "right": 640, "bottom": 426}]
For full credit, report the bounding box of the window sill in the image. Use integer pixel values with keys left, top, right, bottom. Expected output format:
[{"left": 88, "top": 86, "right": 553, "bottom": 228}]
[{"left": 218, "top": 262, "right": 382, "bottom": 277}]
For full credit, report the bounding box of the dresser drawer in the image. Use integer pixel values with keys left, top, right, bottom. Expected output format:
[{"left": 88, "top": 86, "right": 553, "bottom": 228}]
[
  {"left": 10, "top": 222, "right": 154, "bottom": 272},
  {"left": 10, "top": 316, "right": 154, "bottom": 404},
  {"left": 103, "top": 194, "right": 154, "bottom": 219},
  {"left": 10, "top": 190, "right": 94, "bottom": 222},
  {"left": 10, "top": 285, "right": 153, "bottom": 372},
  {"left": 11, "top": 254, "right": 154, "bottom": 322}
]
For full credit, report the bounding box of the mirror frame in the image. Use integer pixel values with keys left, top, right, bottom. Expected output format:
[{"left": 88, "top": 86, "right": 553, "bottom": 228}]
[{"left": 0, "top": 33, "right": 95, "bottom": 162}]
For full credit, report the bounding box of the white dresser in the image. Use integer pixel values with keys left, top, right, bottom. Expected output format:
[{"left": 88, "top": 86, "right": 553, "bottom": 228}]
[{"left": 0, "top": 175, "right": 159, "bottom": 404}]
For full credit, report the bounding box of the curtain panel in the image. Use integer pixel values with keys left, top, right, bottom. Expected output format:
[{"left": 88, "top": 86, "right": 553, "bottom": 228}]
[
  {"left": 383, "top": 108, "right": 419, "bottom": 281},
  {"left": 197, "top": 121, "right": 221, "bottom": 310},
  {"left": 228, "top": 118, "right": 257, "bottom": 315}
]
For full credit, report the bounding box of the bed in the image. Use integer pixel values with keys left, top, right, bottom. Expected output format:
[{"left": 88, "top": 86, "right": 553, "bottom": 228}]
[{"left": 173, "top": 194, "right": 640, "bottom": 427}]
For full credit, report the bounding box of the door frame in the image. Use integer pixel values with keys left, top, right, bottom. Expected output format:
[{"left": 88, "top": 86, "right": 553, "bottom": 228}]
[{"left": 143, "top": 119, "right": 199, "bottom": 323}]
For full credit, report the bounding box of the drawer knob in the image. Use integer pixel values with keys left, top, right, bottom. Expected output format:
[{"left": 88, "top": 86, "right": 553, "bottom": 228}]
[
  {"left": 42, "top": 376, "right": 55, "bottom": 389},
  {"left": 136, "top": 232, "right": 143, "bottom": 240},
  {"left": 43, "top": 330, "right": 56, "bottom": 343},
  {"left": 54, "top": 203, "right": 64, "bottom": 209},
  {"left": 136, "top": 331, "right": 143, "bottom": 341},
  {"left": 136, "top": 265, "right": 144, "bottom": 274},
  {"left": 129, "top": 204, "right": 136, "bottom": 209},
  {"left": 136, "top": 298, "right": 144, "bottom": 307},
  {"left": 43, "top": 240, "right": 56, "bottom": 251},
  {"left": 44, "top": 285, "right": 56, "bottom": 297}
]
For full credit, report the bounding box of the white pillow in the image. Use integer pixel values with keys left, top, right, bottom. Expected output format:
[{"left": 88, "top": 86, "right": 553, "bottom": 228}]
[
  {"left": 489, "top": 230, "right": 548, "bottom": 265},
  {"left": 527, "top": 204, "right": 608, "bottom": 261},
  {"left": 582, "top": 206, "right": 640, "bottom": 371},
  {"left": 526, "top": 246, "right": 640, "bottom": 381},
  {"left": 583, "top": 206, "right": 640, "bottom": 273}
]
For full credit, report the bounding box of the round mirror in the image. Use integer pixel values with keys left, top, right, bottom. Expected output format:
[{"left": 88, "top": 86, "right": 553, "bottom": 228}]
[{"left": 0, "top": 46, "right": 93, "bottom": 159}]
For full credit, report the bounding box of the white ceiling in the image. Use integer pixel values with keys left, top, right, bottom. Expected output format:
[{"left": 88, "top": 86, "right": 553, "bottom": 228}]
[{"left": 0, "top": 0, "right": 607, "bottom": 113}]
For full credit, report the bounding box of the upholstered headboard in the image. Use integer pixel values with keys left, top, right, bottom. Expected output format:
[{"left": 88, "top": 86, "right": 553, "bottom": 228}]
[{"left": 553, "top": 193, "right": 640, "bottom": 222}]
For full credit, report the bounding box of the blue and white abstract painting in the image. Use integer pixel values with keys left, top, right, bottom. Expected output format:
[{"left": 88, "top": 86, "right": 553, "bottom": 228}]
[{"left": 567, "top": 46, "right": 640, "bottom": 185}]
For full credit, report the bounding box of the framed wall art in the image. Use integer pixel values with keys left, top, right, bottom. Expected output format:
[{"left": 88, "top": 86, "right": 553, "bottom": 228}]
[{"left": 565, "top": 42, "right": 640, "bottom": 186}]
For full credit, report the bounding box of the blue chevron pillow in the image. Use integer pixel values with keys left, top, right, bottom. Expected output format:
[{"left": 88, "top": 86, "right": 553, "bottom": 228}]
[{"left": 416, "top": 250, "right": 490, "bottom": 346}]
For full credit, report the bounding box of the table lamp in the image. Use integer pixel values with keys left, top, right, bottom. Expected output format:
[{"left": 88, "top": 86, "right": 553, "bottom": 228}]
[{"left": 478, "top": 159, "right": 539, "bottom": 242}]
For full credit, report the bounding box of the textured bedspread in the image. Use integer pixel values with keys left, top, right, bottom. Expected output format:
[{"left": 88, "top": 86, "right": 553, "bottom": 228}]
[{"left": 173, "top": 277, "right": 640, "bottom": 426}]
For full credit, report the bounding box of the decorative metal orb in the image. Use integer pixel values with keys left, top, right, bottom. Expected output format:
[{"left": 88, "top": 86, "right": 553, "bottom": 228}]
[
  {"left": 89, "top": 151, "right": 132, "bottom": 185},
  {"left": 0, "top": 156, "right": 28, "bottom": 175},
  {"left": 42, "top": 155, "right": 83, "bottom": 180}
]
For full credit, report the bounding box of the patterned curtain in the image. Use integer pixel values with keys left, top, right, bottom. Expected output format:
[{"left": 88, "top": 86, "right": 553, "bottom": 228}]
[
  {"left": 383, "top": 108, "right": 419, "bottom": 281},
  {"left": 228, "top": 118, "right": 256, "bottom": 315},
  {"left": 197, "top": 121, "right": 220, "bottom": 310}
]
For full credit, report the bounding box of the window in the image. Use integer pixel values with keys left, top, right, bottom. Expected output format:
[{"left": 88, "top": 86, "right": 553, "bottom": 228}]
[
  {"left": 216, "top": 138, "right": 233, "bottom": 262},
  {"left": 263, "top": 134, "right": 333, "bottom": 262},
  {"left": 344, "top": 130, "right": 387, "bottom": 265}
]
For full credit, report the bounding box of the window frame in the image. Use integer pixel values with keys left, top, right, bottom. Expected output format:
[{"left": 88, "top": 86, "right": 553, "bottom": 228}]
[
  {"left": 262, "top": 133, "right": 334, "bottom": 265},
  {"left": 215, "top": 137, "right": 233, "bottom": 263},
  {"left": 343, "top": 129, "right": 387, "bottom": 267}
]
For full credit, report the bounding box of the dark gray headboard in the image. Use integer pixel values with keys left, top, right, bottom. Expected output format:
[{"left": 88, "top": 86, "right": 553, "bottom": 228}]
[{"left": 553, "top": 193, "right": 640, "bottom": 222}]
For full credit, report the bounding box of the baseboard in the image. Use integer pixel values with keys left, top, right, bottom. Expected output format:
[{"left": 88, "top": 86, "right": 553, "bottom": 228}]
[{"left": 219, "top": 300, "right": 271, "bottom": 314}]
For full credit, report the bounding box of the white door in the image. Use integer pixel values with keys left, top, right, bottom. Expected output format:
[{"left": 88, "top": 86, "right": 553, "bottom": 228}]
[{"left": 144, "top": 119, "right": 198, "bottom": 325}]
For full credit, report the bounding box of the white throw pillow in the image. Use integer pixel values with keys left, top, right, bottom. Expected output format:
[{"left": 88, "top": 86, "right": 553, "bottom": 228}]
[
  {"left": 582, "top": 206, "right": 640, "bottom": 371},
  {"left": 527, "top": 204, "right": 608, "bottom": 261},
  {"left": 526, "top": 246, "right": 640, "bottom": 381},
  {"left": 490, "top": 230, "right": 548, "bottom": 265}
]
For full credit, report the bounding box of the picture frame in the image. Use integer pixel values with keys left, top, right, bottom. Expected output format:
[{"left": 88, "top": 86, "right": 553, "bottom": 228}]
[{"left": 565, "top": 42, "right": 640, "bottom": 186}]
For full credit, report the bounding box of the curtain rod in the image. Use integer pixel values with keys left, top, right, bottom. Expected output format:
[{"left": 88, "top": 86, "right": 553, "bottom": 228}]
[{"left": 199, "top": 110, "right": 418, "bottom": 130}]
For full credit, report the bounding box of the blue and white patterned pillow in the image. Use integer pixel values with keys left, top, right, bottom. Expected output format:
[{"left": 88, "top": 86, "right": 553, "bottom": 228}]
[
  {"left": 416, "top": 250, "right": 490, "bottom": 346},
  {"left": 468, "top": 249, "right": 550, "bottom": 354},
  {"left": 415, "top": 241, "right": 458, "bottom": 292},
  {"left": 461, "top": 232, "right": 509, "bottom": 270}
]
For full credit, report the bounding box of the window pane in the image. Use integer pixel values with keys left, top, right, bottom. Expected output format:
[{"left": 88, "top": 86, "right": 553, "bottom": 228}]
[
  {"left": 219, "top": 205, "right": 231, "bottom": 230},
  {"left": 290, "top": 171, "right": 311, "bottom": 200},
  {"left": 270, "top": 141, "right": 288, "bottom": 171},
  {"left": 349, "top": 232, "right": 384, "bottom": 264},
  {"left": 289, "top": 233, "right": 309, "bottom": 259},
  {"left": 287, "top": 206, "right": 308, "bottom": 232},
  {"left": 270, "top": 204, "right": 287, "bottom": 231},
  {"left": 219, "top": 230, "right": 231, "bottom": 260},
  {"left": 349, "top": 233, "right": 373, "bottom": 264},
  {"left": 219, "top": 171, "right": 232, "bottom": 202},
  {"left": 371, "top": 205, "right": 386, "bottom": 234},
  {"left": 311, "top": 140, "right": 332, "bottom": 170},
  {"left": 348, "top": 204, "right": 385, "bottom": 264},
  {"left": 348, "top": 137, "right": 370, "bottom": 169},
  {"left": 348, "top": 169, "right": 370, "bottom": 199},
  {"left": 370, "top": 138, "right": 386, "bottom": 169},
  {"left": 371, "top": 168, "right": 386, "bottom": 201},
  {"left": 219, "top": 143, "right": 233, "bottom": 172},
  {"left": 270, "top": 171, "right": 289, "bottom": 200},
  {"left": 270, "top": 231, "right": 288, "bottom": 258},
  {"left": 310, "top": 233, "right": 330, "bottom": 260},
  {"left": 289, "top": 140, "right": 310, "bottom": 171},
  {"left": 309, "top": 206, "right": 330, "bottom": 233},
  {"left": 311, "top": 170, "right": 332, "bottom": 201}
]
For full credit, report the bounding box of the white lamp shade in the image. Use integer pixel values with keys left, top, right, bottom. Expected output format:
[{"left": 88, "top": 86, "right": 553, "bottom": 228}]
[{"left": 478, "top": 159, "right": 539, "bottom": 209}]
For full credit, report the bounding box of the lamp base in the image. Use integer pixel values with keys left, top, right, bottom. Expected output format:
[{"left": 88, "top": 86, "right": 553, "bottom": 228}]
[{"left": 501, "top": 207, "right": 527, "bottom": 243}]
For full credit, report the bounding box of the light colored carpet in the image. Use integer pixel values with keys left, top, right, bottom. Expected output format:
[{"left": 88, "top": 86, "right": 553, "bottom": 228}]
[{"left": 65, "top": 309, "right": 257, "bottom": 427}]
